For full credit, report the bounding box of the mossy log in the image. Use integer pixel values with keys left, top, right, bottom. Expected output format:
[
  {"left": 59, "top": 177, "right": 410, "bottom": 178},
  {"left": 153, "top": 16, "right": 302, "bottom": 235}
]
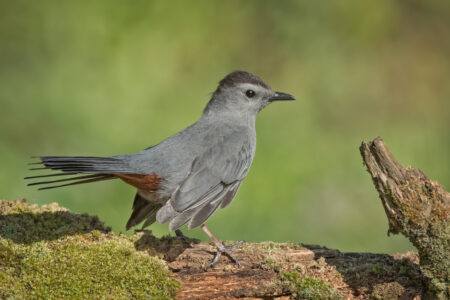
[
  {"left": 3, "top": 137, "right": 448, "bottom": 299},
  {"left": 360, "top": 137, "right": 449, "bottom": 299},
  {"left": 0, "top": 199, "right": 424, "bottom": 299}
]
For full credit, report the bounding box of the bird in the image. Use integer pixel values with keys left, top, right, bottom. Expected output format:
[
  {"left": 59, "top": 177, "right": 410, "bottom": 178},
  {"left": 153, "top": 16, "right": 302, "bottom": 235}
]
[{"left": 26, "top": 70, "right": 295, "bottom": 267}]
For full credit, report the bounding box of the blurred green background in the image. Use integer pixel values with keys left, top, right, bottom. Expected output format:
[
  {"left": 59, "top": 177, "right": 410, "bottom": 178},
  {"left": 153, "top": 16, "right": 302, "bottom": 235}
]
[{"left": 1, "top": 0, "right": 449, "bottom": 253}]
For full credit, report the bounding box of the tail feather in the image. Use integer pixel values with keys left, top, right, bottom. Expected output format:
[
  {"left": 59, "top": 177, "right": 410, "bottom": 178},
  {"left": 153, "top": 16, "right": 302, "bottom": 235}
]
[
  {"left": 35, "top": 174, "right": 116, "bottom": 190},
  {"left": 26, "top": 155, "right": 133, "bottom": 190},
  {"left": 25, "top": 172, "right": 78, "bottom": 179},
  {"left": 27, "top": 173, "right": 112, "bottom": 186},
  {"left": 33, "top": 156, "right": 132, "bottom": 174}
]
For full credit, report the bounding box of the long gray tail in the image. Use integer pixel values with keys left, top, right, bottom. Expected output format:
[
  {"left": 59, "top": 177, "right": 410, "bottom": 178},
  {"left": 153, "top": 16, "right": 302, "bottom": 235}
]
[{"left": 26, "top": 156, "right": 131, "bottom": 190}]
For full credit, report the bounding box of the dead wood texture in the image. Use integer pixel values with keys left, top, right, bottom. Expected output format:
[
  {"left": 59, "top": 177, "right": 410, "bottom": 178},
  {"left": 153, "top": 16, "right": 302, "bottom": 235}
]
[
  {"left": 360, "top": 137, "right": 449, "bottom": 299},
  {"left": 0, "top": 199, "right": 426, "bottom": 300},
  {"left": 134, "top": 234, "right": 423, "bottom": 299}
]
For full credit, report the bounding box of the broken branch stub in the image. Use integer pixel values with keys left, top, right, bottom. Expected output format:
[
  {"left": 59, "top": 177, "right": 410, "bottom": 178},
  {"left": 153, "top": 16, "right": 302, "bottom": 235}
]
[{"left": 360, "top": 137, "right": 449, "bottom": 299}]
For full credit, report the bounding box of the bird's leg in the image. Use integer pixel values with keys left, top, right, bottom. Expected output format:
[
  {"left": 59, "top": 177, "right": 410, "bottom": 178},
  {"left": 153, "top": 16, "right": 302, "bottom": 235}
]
[
  {"left": 174, "top": 229, "right": 200, "bottom": 244},
  {"left": 200, "top": 224, "right": 244, "bottom": 268}
]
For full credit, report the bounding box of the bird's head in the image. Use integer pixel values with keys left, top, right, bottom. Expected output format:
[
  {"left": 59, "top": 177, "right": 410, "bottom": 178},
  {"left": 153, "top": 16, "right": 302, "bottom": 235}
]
[{"left": 204, "top": 70, "right": 295, "bottom": 116}]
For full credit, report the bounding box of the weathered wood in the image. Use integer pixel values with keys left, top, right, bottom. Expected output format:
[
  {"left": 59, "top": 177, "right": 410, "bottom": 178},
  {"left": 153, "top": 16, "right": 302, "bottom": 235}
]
[
  {"left": 133, "top": 230, "right": 423, "bottom": 299},
  {"left": 360, "top": 137, "right": 449, "bottom": 299}
]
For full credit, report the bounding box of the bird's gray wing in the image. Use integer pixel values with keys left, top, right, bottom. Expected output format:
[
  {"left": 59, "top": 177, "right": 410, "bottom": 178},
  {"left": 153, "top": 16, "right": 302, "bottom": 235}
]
[
  {"left": 157, "top": 130, "right": 254, "bottom": 230},
  {"left": 173, "top": 131, "right": 253, "bottom": 212},
  {"left": 167, "top": 181, "right": 242, "bottom": 230}
]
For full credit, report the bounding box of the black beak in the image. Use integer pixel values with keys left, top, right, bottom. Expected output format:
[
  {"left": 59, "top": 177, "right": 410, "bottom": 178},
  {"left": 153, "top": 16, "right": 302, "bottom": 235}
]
[{"left": 269, "top": 91, "right": 296, "bottom": 102}]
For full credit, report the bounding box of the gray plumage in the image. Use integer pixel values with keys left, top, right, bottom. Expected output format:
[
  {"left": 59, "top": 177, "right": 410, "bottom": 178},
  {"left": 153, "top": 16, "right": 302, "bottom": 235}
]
[{"left": 27, "top": 70, "right": 295, "bottom": 232}]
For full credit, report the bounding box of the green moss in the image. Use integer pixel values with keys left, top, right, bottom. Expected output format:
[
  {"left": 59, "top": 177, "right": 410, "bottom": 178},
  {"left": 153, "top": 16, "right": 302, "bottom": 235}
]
[
  {"left": 245, "top": 241, "right": 301, "bottom": 251},
  {"left": 261, "top": 255, "right": 284, "bottom": 272},
  {"left": 381, "top": 177, "right": 449, "bottom": 299},
  {"left": 279, "top": 272, "right": 342, "bottom": 300},
  {"left": 0, "top": 200, "right": 181, "bottom": 299},
  {"left": 0, "top": 199, "right": 110, "bottom": 243},
  {"left": 371, "top": 282, "right": 405, "bottom": 300},
  {"left": 371, "top": 263, "right": 384, "bottom": 275}
]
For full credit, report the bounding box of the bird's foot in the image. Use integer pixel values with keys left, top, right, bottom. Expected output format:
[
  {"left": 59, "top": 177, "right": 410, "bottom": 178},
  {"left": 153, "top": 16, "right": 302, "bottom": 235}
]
[
  {"left": 209, "top": 240, "right": 245, "bottom": 268},
  {"left": 174, "top": 229, "right": 200, "bottom": 244}
]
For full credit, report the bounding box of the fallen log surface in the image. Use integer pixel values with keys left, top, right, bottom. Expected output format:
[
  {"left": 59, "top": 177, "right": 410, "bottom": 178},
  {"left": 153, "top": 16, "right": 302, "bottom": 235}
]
[
  {"left": 2, "top": 136, "right": 448, "bottom": 299},
  {"left": 0, "top": 199, "right": 424, "bottom": 299},
  {"left": 159, "top": 238, "right": 423, "bottom": 299}
]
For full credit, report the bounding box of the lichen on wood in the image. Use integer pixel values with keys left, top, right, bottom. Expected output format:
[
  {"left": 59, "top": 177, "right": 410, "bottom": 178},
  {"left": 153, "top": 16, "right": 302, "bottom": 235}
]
[{"left": 360, "top": 137, "right": 450, "bottom": 299}]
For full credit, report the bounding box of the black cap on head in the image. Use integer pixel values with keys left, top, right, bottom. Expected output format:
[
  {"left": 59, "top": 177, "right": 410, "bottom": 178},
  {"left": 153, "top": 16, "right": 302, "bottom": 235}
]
[{"left": 217, "top": 70, "right": 270, "bottom": 90}]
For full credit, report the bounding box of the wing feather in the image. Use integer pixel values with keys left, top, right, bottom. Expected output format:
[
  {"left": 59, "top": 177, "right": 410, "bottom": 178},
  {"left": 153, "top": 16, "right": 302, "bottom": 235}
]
[
  {"left": 188, "top": 181, "right": 240, "bottom": 229},
  {"left": 172, "top": 131, "right": 253, "bottom": 213},
  {"left": 160, "top": 130, "right": 254, "bottom": 230}
]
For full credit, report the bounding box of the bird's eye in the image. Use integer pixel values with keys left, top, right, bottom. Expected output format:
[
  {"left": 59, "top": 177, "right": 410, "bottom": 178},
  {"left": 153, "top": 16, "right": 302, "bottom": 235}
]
[{"left": 246, "top": 90, "right": 256, "bottom": 98}]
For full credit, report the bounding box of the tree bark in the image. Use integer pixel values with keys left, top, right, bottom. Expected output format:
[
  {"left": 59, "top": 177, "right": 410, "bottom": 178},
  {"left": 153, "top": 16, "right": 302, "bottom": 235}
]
[{"left": 360, "top": 137, "right": 449, "bottom": 299}]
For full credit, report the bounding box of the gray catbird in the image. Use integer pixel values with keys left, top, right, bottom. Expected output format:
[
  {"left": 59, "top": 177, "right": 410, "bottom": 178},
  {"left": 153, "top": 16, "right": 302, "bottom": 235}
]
[{"left": 27, "top": 70, "right": 295, "bottom": 267}]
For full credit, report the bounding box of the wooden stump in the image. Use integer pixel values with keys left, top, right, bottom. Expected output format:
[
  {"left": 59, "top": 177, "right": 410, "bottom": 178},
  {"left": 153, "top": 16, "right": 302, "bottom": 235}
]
[{"left": 360, "top": 137, "right": 449, "bottom": 299}]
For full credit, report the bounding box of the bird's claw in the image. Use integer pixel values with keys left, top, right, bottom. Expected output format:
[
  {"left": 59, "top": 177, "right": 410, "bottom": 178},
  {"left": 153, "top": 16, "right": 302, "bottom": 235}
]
[{"left": 208, "top": 240, "right": 245, "bottom": 268}]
